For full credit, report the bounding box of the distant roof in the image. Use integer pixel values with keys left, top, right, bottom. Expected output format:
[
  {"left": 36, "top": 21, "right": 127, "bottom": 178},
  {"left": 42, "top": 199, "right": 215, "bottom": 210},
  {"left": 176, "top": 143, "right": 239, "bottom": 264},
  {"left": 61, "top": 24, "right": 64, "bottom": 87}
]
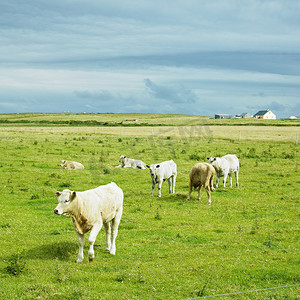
[{"left": 254, "top": 110, "right": 270, "bottom": 116}]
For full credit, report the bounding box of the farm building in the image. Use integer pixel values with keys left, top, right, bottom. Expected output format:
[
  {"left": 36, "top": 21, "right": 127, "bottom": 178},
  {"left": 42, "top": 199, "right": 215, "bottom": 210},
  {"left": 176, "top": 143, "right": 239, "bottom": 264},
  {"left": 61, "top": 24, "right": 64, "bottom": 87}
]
[
  {"left": 235, "top": 112, "right": 252, "bottom": 119},
  {"left": 215, "top": 114, "right": 233, "bottom": 119},
  {"left": 253, "top": 109, "right": 276, "bottom": 119}
]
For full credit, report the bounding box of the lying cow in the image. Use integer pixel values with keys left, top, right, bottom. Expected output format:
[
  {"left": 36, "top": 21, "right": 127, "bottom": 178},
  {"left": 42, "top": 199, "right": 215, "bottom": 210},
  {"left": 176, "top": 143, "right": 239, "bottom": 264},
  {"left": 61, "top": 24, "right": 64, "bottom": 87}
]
[
  {"left": 60, "top": 160, "right": 84, "bottom": 170},
  {"left": 207, "top": 154, "right": 239, "bottom": 188},
  {"left": 147, "top": 160, "right": 177, "bottom": 197},
  {"left": 115, "top": 155, "right": 147, "bottom": 169},
  {"left": 54, "top": 182, "right": 123, "bottom": 263},
  {"left": 187, "top": 163, "right": 215, "bottom": 204}
]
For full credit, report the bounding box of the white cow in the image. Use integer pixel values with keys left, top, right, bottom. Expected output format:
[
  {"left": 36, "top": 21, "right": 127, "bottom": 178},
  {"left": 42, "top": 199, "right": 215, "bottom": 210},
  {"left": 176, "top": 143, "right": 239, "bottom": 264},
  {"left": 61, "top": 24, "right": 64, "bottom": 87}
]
[
  {"left": 60, "top": 160, "right": 84, "bottom": 170},
  {"left": 115, "top": 155, "right": 147, "bottom": 169},
  {"left": 147, "top": 160, "right": 177, "bottom": 197},
  {"left": 207, "top": 154, "right": 239, "bottom": 188},
  {"left": 54, "top": 182, "right": 123, "bottom": 263}
]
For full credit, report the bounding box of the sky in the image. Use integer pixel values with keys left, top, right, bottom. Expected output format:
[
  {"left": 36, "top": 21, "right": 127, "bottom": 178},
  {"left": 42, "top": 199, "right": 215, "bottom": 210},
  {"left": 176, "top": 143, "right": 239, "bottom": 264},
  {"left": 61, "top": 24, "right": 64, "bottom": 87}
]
[{"left": 0, "top": 0, "right": 300, "bottom": 118}]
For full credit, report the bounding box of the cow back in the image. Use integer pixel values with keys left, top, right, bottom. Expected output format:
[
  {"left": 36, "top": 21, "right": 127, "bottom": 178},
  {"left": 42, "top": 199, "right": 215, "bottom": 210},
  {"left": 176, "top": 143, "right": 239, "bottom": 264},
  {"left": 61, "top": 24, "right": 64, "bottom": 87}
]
[
  {"left": 76, "top": 183, "right": 123, "bottom": 225},
  {"left": 223, "top": 154, "right": 239, "bottom": 172}
]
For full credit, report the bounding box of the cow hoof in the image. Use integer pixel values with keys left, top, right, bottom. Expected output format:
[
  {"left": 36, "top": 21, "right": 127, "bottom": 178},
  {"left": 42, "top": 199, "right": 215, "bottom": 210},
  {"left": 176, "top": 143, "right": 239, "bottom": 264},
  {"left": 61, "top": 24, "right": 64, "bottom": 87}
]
[{"left": 89, "top": 258, "right": 94, "bottom": 262}]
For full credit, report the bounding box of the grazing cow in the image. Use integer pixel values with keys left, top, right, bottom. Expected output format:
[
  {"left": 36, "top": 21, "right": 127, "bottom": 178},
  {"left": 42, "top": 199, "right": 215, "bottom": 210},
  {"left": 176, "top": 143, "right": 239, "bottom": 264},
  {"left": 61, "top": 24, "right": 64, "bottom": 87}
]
[
  {"left": 115, "top": 155, "right": 147, "bottom": 169},
  {"left": 60, "top": 160, "right": 84, "bottom": 170},
  {"left": 187, "top": 163, "right": 215, "bottom": 204},
  {"left": 146, "top": 160, "right": 177, "bottom": 197},
  {"left": 54, "top": 182, "right": 123, "bottom": 263},
  {"left": 207, "top": 154, "right": 239, "bottom": 188}
]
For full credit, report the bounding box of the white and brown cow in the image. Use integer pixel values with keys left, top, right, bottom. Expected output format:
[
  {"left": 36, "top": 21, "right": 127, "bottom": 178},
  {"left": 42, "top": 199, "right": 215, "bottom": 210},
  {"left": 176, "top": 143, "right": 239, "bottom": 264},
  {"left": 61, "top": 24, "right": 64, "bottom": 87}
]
[
  {"left": 60, "top": 160, "right": 84, "bottom": 170},
  {"left": 54, "top": 182, "right": 123, "bottom": 263},
  {"left": 115, "top": 155, "right": 147, "bottom": 169}
]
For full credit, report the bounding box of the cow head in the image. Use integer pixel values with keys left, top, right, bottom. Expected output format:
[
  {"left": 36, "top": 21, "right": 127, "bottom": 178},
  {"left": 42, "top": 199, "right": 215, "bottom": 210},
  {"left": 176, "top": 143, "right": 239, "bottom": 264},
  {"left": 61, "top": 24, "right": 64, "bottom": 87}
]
[
  {"left": 60, "top": 160, "right": 67, "bottom": 167},
  {"left": 54, "top": 189, "right": 76, "bottom": 216},
  {"left": 207, "top": 157, "right": 217, "bottom": 164},
  {"left": 119, "top": 155, "right": 126, "bottom": 163},
  {"left": 146, "top": 164, "right": 160, "bottom": 177}
]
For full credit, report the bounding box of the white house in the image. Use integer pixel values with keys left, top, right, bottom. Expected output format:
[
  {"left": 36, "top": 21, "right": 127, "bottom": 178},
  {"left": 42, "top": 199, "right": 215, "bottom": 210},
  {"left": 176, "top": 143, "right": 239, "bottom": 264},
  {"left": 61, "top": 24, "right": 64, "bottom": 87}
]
[{"left": 253, "top": 109, "right": 276, "bottom": 119}]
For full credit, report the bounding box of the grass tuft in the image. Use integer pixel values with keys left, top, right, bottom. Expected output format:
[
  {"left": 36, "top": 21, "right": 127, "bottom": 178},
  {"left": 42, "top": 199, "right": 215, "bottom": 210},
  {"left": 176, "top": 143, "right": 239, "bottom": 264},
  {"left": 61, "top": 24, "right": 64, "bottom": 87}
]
[{"left": 5, "top": 252, "right": 27, "bottom": 276}]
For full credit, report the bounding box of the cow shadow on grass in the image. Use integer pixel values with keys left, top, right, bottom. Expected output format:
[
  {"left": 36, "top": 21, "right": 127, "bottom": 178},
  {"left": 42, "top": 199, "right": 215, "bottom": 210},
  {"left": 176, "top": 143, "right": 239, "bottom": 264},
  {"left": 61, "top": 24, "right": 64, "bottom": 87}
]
[
  {"left": 2, "top": 242, "right": 108, "bottom": 268},
  {"left": 23, "top": 242, "right": 78, "bottom": 261},
  {"left": 160, "top": 192, "right": 187, "bottom": 202},
  {"left": 1, "top": 242, "right": 78, "bottom": 272}
]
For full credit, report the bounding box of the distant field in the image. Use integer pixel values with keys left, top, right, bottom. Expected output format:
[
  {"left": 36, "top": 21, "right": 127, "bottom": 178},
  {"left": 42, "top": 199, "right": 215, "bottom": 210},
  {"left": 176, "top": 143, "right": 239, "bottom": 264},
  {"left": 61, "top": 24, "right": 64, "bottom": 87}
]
[
  {"left": 0, "top": 112, "right": 299, "bottom": 127},
  {"left": 0, "top": 114, "right": 299, "bottom": 299},
  {"left": 0, "top": 124, "right": 299, "bottom": 143},
  {"left": 0, "top": 113, "right": 299, "bottom": 143}
]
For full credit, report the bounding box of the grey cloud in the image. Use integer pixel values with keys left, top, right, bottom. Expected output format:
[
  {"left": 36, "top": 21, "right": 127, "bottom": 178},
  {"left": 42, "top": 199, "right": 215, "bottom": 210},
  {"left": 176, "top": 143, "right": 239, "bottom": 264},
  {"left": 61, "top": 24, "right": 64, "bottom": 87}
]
[
  {"left": 74, "top": 90, "right": 115, "bottom": 101},
  {"left": 144, "top": 79, "right": 197, "bottom": 104},
  {"left": 2, "top": 0, "right": 300, "bottom": 66},
  {"left": 269, "top": 101, "right": 288, "bottom": 112},
  {"left": 1, "top": 1, "right": 300, "bottom": 118}
]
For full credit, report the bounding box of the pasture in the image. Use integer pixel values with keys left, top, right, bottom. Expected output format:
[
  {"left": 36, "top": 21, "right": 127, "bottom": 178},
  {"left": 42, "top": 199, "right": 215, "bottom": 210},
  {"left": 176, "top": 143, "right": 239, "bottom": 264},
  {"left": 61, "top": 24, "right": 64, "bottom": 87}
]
[{"left": 0, "top": 114, "right": 299, "bottom": 299}]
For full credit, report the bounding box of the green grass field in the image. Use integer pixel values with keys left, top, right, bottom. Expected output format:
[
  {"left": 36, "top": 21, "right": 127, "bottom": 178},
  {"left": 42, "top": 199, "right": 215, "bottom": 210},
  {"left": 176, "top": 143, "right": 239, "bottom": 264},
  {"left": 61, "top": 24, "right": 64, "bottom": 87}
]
[{"left": 0, "top": 114, "right": 299, "bottom": 299}]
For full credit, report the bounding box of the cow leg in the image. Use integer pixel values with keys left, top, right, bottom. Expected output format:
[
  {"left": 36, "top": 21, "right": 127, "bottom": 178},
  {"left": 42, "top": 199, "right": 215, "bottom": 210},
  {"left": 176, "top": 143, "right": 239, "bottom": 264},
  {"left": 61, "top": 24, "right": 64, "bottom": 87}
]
[
  {"left": 205, "top": 186, "right": 212, "bottom": 205},
  {"left": 229, "top": 173, "right": 233, "bottom": 187},
  {"left": 76, "top": 232, "right": 85, "bottom": 263},
  {"left": 215, "top": 176, "right": 219, "bottom": 188},
  {"left": 197, "top": 186, "right": 202, "bottom": 201},
  {"left": 157, "top": 180, "right": 163, "bottom": 197},
  {"left": 151, "top": 182, "right": 155, "bottom": 196},
  {"left": 210, "top": 174, "right": 215, "bottom": 192},
  {"left": 187, "top": 180, "right": 192, "bottom": 201},
  {"left": 172, "top": 175, "right": 176, "bottom": 194},
  {"left": 223, "top": 173, "right": 228, "bottom": 187},
  {"left": 88, "top": 222, "right": 102, "bottom": 262},
  {"left": 110, "top": 207, "right": 123, "bottom": 255},
  {"left": 168, "top": 178, "right": 172, "bottom": 194},
  {"left": 235, "top": 171, "right": 239, "bottom": 187},
  {"left": 103, "top": 222, "right": 111, "bottom": 251}
]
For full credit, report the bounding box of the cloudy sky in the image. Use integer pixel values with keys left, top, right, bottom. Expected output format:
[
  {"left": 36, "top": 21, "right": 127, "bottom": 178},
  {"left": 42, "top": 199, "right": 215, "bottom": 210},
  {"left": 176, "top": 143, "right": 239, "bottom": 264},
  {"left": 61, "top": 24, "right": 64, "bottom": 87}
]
[{"left": 1, "top": 0, "right": 300, "bottom": 118}]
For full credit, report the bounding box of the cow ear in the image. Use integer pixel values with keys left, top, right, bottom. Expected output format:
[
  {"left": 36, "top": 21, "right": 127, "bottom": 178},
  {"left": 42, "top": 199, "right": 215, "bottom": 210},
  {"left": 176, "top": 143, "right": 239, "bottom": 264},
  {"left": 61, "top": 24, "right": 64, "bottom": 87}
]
[
  {"left": 55, "top": 192, "right": 61, "bottom": 197},
  {"left": 146, "top": 165, "right": 150, "bottom": 168},
  {"left": 207, "top": 157, "right": 210, "bottom": 160},
  {"left": 70, "top": 191, "right": 76, "bottom": 201},
  {"left": 156, "top": 164, "right": 160, "bottom": 168},
  {"left": 214, "top": 157, "right": 217, "bottom": 161}
]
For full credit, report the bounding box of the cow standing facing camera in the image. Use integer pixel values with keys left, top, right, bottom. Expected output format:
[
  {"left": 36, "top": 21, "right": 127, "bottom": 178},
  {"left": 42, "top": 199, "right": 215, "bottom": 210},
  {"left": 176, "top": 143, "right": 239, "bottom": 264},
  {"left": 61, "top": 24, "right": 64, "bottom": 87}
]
[
  {"left": 147, "top": 160, "right": 177, "bottom": 197},
  {"left": 54, "top": 182, "right": 123, "bottom": 263}
]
